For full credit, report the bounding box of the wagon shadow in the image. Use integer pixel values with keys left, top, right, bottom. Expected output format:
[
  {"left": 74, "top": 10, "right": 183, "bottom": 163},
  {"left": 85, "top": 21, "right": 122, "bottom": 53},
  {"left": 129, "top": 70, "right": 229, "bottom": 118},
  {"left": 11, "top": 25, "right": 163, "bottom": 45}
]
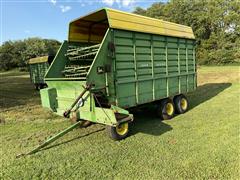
[
  {"left": 130, "top": 110, "right": 173, "bottom": 136},
  {"left": 129, "top": 82, "right": 231, "bottom": 136},
  {"left": 187, "top": 83, "right": 231, "bottom": 110}
]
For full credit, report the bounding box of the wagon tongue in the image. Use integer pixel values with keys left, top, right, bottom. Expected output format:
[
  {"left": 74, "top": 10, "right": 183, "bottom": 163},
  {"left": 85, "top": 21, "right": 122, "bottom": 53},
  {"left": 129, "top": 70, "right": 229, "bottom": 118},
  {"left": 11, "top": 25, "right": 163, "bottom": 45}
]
[
  {"left": 16, "top": 121, "right": 83, "bottom": 158},
  {"left": 16, "top": 84, "right": 93, "bottom": 158}
]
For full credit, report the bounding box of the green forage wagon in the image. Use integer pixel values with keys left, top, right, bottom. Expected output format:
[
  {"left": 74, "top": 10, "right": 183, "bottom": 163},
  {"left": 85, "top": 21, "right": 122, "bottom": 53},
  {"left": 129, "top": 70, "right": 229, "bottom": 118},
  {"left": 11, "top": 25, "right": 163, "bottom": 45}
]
[
  {"left": 41, "top": 8, "right": 196, "bottom": 140},
  {"left": 28, "top": 56, "right": 54, "bottom": 90}
]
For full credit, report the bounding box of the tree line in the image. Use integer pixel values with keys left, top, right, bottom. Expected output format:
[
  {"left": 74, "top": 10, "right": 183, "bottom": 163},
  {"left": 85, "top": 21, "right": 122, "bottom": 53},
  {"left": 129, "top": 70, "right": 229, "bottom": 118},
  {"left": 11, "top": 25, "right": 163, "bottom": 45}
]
[
  {"left": 0, "top": 38, "right": 61, "bottom": 70},
  {"left": 0, "top": 0, "right": 239, "bottom": 70},
  {"left": 134, "top": 0, "right": 240, "bottom": 65}
]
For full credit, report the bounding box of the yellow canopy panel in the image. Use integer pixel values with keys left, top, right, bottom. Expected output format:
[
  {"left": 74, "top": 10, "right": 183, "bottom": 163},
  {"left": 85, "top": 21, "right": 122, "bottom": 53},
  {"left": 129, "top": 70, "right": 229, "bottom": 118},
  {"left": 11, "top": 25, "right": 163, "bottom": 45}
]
[
  {"left": 29, "top": 56, "right": 49, "bottom": 64},
  {"left": 69, "top": 8, "right": 195, "bottom": 43}
]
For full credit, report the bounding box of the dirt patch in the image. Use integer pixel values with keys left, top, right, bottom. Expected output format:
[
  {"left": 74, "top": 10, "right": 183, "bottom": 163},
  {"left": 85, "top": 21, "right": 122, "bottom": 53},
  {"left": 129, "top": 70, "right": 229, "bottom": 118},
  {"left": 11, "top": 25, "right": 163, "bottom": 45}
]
[{"left": 198, "top": 71, "right": 239, "bottom": 85}]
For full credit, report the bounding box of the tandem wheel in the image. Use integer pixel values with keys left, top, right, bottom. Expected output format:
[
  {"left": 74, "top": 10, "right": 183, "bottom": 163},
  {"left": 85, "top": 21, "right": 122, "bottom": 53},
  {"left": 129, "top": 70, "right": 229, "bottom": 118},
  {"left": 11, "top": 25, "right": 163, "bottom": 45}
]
[
  {"left": 157, "top": 98, "right": 175, "bottom": 120},
  {"left": 173, "top": 94, "right": 189, "bottom": 114},
  {"left": 106, "top": 122, "right": 129, "bottom": 140}
]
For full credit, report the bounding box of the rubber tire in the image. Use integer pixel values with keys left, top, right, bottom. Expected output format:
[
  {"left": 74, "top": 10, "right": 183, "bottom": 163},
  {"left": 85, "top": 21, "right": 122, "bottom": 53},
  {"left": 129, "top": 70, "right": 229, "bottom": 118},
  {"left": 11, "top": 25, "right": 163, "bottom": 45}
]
[
  {"left": 157, "top": 98, "right": 175, "bottom": 120},
  {"left": 106, "top": 123, "right": 129, "bottom": 140},
  {"left": 173, "top": 94, "right": 188, "bottom": 114}
]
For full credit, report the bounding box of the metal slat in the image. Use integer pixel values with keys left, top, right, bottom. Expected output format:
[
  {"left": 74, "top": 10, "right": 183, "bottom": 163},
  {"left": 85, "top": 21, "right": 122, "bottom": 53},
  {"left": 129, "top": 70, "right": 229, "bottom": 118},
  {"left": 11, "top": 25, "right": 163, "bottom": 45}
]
[
  {"left": 67, "top": 43, "right": 100, "bottom": 52},
  {"left": 66, "top": 44, "right": 100, "bottom": 57},
  {"left": 68, "top": 51, "right": 97, "bottom": 60},
  {"left": 150, "top": 34, "right": 155, "bottom": 101},
  {"left": 62, "top": 43, "right": 101, "bottom": 79},
  {"left": 165, "top": 37, "right": 169, "bottom": 97},
  {"left": 177, "top": 38, "right": 181, "bottom": 94},
  {"left": 133, "top": 33, "right": 138, "bottom": 104}
]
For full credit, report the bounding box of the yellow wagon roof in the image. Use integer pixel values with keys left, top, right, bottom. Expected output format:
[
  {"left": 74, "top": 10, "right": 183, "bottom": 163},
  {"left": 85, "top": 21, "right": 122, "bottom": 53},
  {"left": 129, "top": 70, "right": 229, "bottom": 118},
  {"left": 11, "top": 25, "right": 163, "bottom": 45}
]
[
  {"left": 69, "top": 8, "right": 195, "bottom": 43},
  {"left": 28, "top": 56, "right": 49, "bottom": 64}
]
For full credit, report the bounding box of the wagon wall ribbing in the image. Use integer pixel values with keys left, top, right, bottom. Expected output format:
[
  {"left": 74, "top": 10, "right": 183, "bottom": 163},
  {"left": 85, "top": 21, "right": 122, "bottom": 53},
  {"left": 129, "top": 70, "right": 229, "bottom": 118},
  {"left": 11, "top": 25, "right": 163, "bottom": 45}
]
[
  {"left": 29, "top": 62, "right": 49, "bottom": 84},
  {"left": 113, "top": 29, "right": 196, "bottom": 108}
]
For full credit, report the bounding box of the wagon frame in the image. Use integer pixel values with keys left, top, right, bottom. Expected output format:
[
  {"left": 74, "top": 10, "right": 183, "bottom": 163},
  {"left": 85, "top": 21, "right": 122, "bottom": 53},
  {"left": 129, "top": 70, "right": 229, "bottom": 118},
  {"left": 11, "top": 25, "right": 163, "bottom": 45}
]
[{"left": 40, "top": 8, "right": 197, "bottom": 140}]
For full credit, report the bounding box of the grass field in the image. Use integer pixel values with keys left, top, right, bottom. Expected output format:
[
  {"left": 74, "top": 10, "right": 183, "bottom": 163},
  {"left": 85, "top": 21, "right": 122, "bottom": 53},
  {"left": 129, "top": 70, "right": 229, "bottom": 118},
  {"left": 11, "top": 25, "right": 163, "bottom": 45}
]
[{"left": 1, "top": 66, "right": 240, "bottom": 179}]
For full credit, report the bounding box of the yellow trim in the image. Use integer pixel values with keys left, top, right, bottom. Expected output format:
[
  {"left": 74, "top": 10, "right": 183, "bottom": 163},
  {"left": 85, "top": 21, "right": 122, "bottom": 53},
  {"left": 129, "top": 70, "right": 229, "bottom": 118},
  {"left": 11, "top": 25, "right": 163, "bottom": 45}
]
[
  {"left": 180, "top": 98, "right": 188, "bottom": 110},
  {"left": 107, "top": 8, "right": 194, "bottom": 39},
  {"left": 28, "top": 56, "right": 49, "bottom": 64},
  {"left": 68, "top": 8, "right": 195, "bottom": 42},
  {"left": 68, "top": 9, "right": 108, "bottom": 43},
  {"left": 116, "top": 123, "right": 128, "bottom": 136},
  {"left": 166, "top": 103, "right": 174, "bottom": 115}
]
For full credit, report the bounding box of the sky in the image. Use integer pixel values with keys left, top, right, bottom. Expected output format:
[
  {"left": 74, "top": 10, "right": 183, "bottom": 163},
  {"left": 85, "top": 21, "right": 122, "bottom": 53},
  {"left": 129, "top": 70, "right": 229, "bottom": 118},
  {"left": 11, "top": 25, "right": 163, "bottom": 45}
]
[{"left": 1, "top": 0, "right": 164, "bottom": 44}]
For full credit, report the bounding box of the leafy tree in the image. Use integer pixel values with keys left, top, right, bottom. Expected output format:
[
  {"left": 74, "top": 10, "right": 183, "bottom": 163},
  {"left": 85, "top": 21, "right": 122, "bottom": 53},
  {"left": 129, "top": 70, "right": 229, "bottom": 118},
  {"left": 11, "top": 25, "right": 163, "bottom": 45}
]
[
  {"left": 0, "top": 41, "right": 15, "bottom": 70},
  {"left": 133, "top": 0, "right": 240, "bottom": 65},
  {"left": 23, "top": 38, "right": 46, "bottom": 61},
  {"left": 44, "top": 39, "right": 61, "bottom": 56},
  {"left": 134, "top": 7, "right": 147, "bottom": 16},
  {"left": 0, "top": 38, "right": 61, "bottom": 70}
]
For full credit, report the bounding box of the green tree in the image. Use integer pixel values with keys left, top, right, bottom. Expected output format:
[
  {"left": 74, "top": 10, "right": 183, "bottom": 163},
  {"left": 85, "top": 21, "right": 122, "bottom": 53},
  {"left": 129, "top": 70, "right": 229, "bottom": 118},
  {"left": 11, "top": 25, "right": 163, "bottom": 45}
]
[
  {"left": 0, "top": 41, "right": 15, "bottom": 70},
  {"left": 134, "top": 0, "right": 240, "bottom": 65},
  {"left": 0, "top": 38, "right": 61, "bottom": 70},
  {"left": 44, "top": 39, "right": 61, "bottom": 56}
]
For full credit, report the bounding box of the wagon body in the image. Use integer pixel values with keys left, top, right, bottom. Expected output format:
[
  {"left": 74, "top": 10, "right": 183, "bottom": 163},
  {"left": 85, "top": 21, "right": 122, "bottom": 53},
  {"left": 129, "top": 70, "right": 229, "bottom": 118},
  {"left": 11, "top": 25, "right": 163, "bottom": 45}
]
[
  {"left": 29, "top": 56, "right": 53, "bottom": 89},
  {"left": 41, "top": 8, "right": 196, "bottom": 136},
  {"left": 105, "top": 29, "right": 196, "bottom": 108}
]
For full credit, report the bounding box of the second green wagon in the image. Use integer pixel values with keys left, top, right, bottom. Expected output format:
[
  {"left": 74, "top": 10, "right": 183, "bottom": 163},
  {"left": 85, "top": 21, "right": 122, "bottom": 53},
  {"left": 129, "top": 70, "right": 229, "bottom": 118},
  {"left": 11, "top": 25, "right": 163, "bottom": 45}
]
[{"left": 28, "top": 56, "right": 54, "bottom": 90}]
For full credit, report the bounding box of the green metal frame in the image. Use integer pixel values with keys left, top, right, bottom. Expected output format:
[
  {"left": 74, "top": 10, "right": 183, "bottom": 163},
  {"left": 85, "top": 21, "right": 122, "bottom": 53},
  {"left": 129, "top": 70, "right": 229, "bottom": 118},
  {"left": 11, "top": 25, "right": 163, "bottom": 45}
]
[{"left": 41, "top": 27, "right": 196, "bottom": 126}]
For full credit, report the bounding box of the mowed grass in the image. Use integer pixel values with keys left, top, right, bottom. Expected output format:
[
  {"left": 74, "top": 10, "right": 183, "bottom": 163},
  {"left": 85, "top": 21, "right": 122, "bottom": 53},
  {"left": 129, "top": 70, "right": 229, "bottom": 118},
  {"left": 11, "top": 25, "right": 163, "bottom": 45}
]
[{"left": 1, "top": 66, "right": 240, "bottom": 179}]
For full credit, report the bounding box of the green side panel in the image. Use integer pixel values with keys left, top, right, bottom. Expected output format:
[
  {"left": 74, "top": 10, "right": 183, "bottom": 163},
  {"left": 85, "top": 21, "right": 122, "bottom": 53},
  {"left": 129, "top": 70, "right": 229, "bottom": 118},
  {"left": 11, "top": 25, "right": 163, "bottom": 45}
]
[
  {"left": 73, "top": 94, "right": 118, "bottom": 126},
  {"left": 40, "top": 87, "right": 58, "bottom": 111},
  {"left": 114, "top": 30, "right": 136, "bottom": 107},
  {"left": 87, "top": 29, "right": 110, "bottom": 87},
  {"left": 45, "top": 41, "right": 69, "bottom": 79},
  {"left": 116, "top": 83, "right": 136, "bottom": 107},
  {"left": 29, "top": 62, "right": 49, "bottom": 84},
  {"left": 169, "top": 77, "right": 179, "bottom": 95},
  {"left": 138, "top": 81, "right": 153, "bottom": 104},
  {"left": 87, "top": 29, "right": 116, "bottom": 104},
  {"left": 155, "top": 79, "right": 167, "bottom": 98},
  {"left": 42, "top": 81, "right": 118, "bottom": 126},
  {"left": 45, "top": 81, "right": 86, "bottom": 115},
  {"left": 180, "top": 75, "right": 187, "bottom": 92},
  {"left": 113, "top": 29, "right": 197, "bottom": 108}
]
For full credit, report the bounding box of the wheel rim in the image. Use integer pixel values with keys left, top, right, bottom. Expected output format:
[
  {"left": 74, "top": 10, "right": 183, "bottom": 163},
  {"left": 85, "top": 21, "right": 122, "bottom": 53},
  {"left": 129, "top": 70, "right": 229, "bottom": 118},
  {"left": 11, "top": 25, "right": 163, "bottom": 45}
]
[
  {"left": 116, "top": 123, "right": 128, "bottom": 136},
  {"left": 166, "top": 103, "right": 174, "bottom": 115},
  {"left": 180, "top": 98, "right": 187, "bottom": 110}
]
